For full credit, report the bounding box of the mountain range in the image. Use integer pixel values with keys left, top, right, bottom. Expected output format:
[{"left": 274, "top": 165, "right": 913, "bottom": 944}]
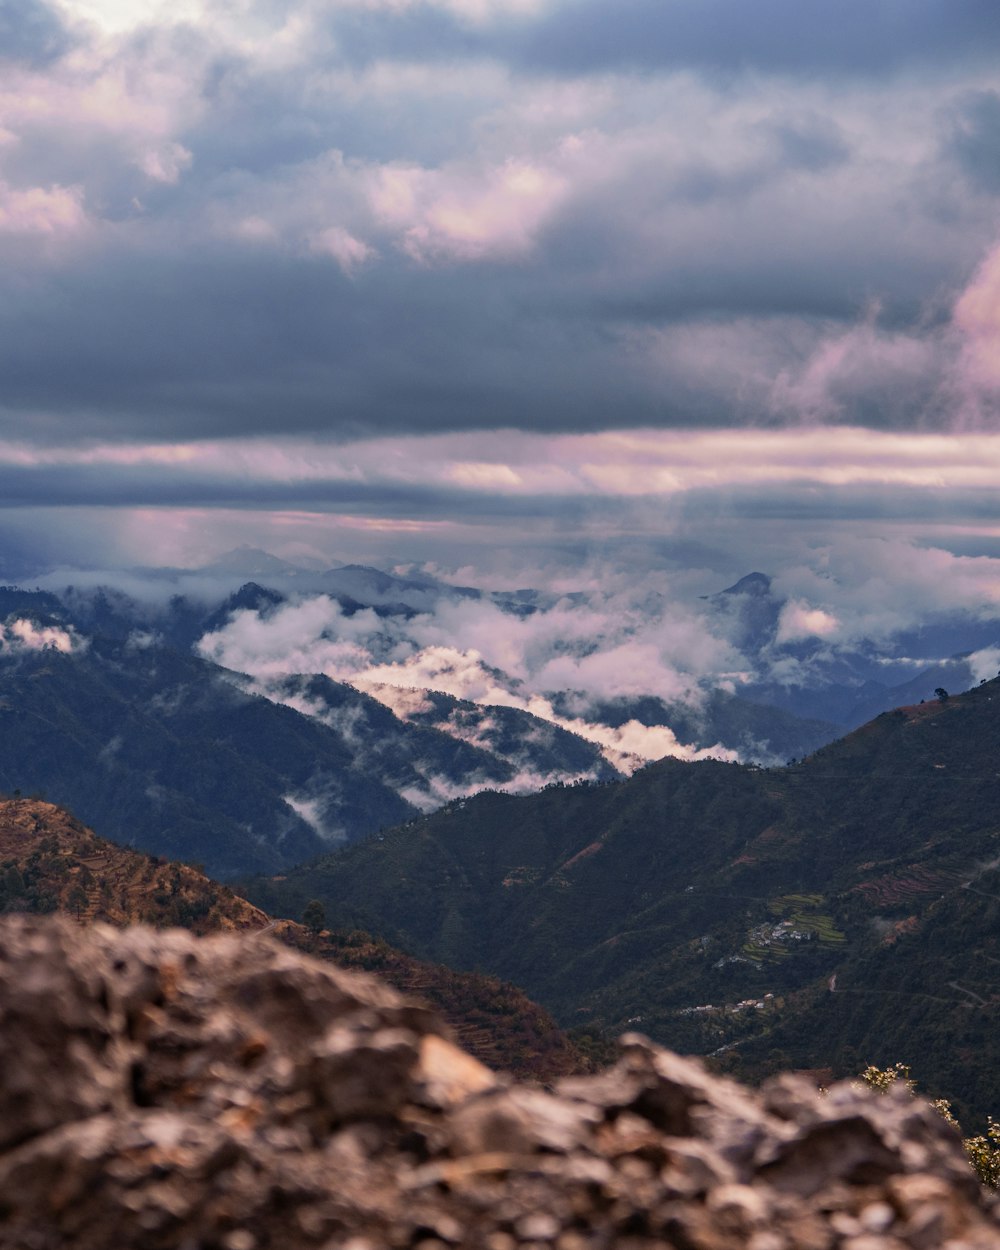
[
  {"left": 0, "top": 585, "right": 615, "bottom": 877},
  {"left": 3, "top": 550, "right": 998, "bottom": 874},
  {"left": 18, "top": 548, "right": 1000, "bottom": 765},
  {"left": 5, "top": 551, "right": 1000, "bottom": 1120}
]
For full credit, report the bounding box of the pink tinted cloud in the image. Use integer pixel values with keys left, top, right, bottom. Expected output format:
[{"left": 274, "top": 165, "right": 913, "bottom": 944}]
[
  {"left": 11, "top": 425, "right": 1000, "bottom": 497},
  {"left": 953, "top": 240, "right": 1000, "bottom": 398},
  {"left": 368, "top": 157, "right": 568, "bottom": 262},
  {"left": 0, "top": 181, "right": 86, "bottom": 236}
]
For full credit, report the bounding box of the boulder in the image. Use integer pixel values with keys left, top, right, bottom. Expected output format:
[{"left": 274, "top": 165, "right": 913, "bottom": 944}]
[{"left": 0, "top": 916, "right": 998, "bottom": 1249}]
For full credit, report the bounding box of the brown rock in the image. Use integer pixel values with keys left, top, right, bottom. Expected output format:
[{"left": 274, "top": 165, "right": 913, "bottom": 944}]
[{"left": 0, "top": 917, "right": 999, "bottom": 1250}]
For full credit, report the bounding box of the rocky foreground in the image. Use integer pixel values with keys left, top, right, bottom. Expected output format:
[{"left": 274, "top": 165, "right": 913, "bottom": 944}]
[{"left": 1, "top": 917, "right": 998, "bottom": 1249}]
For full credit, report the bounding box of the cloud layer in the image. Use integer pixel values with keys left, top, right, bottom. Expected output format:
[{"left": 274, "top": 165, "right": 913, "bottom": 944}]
[
  {"left": 3, "top": 0, "right": 1000, "bottom": 652},
  {"left": 191, "top": 527, "right": 1000, "bottom": 770},
  {"left": 1, "top": 0, "right": 999, "bottom": 452}
]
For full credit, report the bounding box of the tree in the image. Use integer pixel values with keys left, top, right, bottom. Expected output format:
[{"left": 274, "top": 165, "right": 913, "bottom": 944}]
[
  {"left": 1, "top": 865, "right": 25, "bottom": 901},
  {"left": 302, "top": 899, "right": 326, "bottom": 934},
  {"left": 935, "top": 688, "right": 949, "bottom": 703},
  {"left": 859, "top": 1063, "right": 1000, "bottom": 1188},
  {"left": 67, "top": 884, "right": 88, "bottom": 919}
]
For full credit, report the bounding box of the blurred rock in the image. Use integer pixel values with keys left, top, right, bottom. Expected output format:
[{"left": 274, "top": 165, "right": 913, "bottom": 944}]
[{"left": 0, "top": 916, "right": 998, "bottom": 1249}]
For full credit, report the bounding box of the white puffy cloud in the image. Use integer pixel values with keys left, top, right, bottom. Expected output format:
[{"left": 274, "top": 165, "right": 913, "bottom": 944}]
[
  {"left": 195, "top": 575, "right": 743, "bottom": 770},
  {"left": 953, "top": 240, "right": 1000, "bottom": 408},
  {"left": 197, "top": 595, "right": 401, "bottom": 680},
  {"left": 0, "top": 618, "right": 83, "bottom": 653},
  {"left": 776, "top": 602, "right": 840, "bottom": 644},
  {"left": 0, "top": 181, "right": 86, "bottom": 236},
  {"left": 769, "top": 536, "right": 1000, "bottom": 646},
  {"left": 307, "top": 225, "right": 377, "bottom": 274},
  {"left": 367, "top": 156, "right": 569, "bottom": 262},
  {"left": 968, "top": 646, "right": 1000, "bottom": 685}
]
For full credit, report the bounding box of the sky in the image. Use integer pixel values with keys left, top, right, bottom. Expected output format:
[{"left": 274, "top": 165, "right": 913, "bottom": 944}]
[{"left": 3, "top": 0, "right": 1000, "bottom": 596}]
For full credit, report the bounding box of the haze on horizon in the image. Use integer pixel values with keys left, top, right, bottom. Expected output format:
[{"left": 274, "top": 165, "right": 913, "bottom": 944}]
[{"left": 3, "top": 0, "right": 1000, "bottom": 637}]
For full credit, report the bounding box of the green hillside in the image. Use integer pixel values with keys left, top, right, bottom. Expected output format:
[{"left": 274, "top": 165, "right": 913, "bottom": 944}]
[
  {"left": 246, "top": 679, "right": 1000, "bottom": 1123},
  {"left": 0, "top": 797, "right": 591, "bottom": 1082}
]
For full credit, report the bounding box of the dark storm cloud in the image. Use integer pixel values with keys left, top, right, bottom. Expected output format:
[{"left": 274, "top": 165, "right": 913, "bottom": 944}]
[
  {"left": 0, "top": 0, "right": 75, "bottom": 67},
  {"left": 329, "top": 0, "right": 1000, "bottom": 79},
  {"left": 0, "top": 244, "right": 709, "bottom": 442},
  {"left": 949, "top": 90, "right": 1000, "bottom": 193},
  {"left": 1, "top": 0, "right": 998, "bottom": 452},
  {"left": 0, "top": 458, "right": 621, "bottom": 524},
  {"left": 0, "top": 259, "right": 963, "bottom": 443},
  {"left": 511, "top": 0, "right": 1000, "bottom": 78},
  {"left": 676, "top": 483, "right": 1000, "bottom": 525}
]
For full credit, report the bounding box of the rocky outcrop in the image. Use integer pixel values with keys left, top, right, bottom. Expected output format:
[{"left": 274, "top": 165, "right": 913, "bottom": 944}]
[{"left": 0, "top": 916, "right": 998, "bottom": 1249}]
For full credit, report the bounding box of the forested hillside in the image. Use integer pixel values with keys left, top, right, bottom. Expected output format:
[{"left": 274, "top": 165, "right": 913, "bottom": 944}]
[
  {"left": 0, "top": 798, "right": 590, "bottom": 1081},
  {"left": 247, "top": 679, "right": 1000, "bottom": 1123}
]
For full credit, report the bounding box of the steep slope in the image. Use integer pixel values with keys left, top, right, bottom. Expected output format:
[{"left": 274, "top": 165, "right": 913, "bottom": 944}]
[
  {"left": 573, "top": 687, "right": 842, "bottom": 764},
  {"left": 0, "top": 797, "right": 588, "bottom": 1081},
  {"left": 0, "top": 797, "right": 267, "bottom": 931},
  {"left": 329, "top": 679, "right": 620, "bottom": 784},
  {"left": 0, "top": 638, "right": 415, "bottom": 877},
  {"left": 0, "top": 587, "right": 620, "bottom": 874},
  {"left": 247, "top": 678, "right": 1000, "bottom": 1121},
  {"left": 227, "top": 671, "right": 535, "bottom": 807}
]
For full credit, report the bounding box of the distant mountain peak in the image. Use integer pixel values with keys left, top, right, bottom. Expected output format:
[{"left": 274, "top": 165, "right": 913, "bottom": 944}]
[
  {"left": 720, "top": 572, "right": 772, "bottom": 596},
  {"left": 202, "top": 546, "right": 300, "bottom": 576}
]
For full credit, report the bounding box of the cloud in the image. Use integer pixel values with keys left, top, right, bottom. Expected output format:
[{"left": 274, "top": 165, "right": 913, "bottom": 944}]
[
  {"left": 197, "top": 596, "right": 398, "bottom": 681},
  {"left": 193, "top": 576, "right": 746, "bottom": 769},
  {"left": 953, "top": 240, "right": 1000, "bottom": 402},
  {"left": 767, "top": 536, "right": 1000, "bottom": 647},
  {"left": 2, "top": 0, "right": 1000, "bottom": 615},
  {"left": 354, "top": 648, "right": 734, "bottom": 770},
  {"left": 307, "top": 225, "right": 376, "bottom": 274},
  {"left": 12, "top": 426, "right": 1000, "bottom": 530},
  {"left": 546, "top": 715, "right": 737, "bottom": 771},
  {"left": 0, "top": 0, "right": 997, "bottom": 447},
  {"left": 1, "top": 0, "right": 75, "bottom": 67},
  {"left": 0, "top": 617, "right": 83, "bottom": 654},
  {"left": 968, "top": 646, "right": 1000, "bottom": 685},
  {"left": 0, "top": 180, "right": 86, "bottom": 236},
  {"left": 775, "top": 602, "right": 840, "bottom": 644},
  {"left": 368, "top": 155, "right": 568, "bottom": 261},
  {"left": 511, "top": 0, "right": 1000, "bottom": 78},
  {"left": 282, "top": 791, "right": 345, "bottom": 843},
  {"left": 947, "top": 89, "right": 1000, "bottom": 194}
]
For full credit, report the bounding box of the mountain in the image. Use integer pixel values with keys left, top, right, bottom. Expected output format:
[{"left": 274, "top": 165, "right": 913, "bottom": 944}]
[
  {"left": 563, "top": 688, "right": 842, "bottom": 765},
  {"left": 704, "top": 570, "right": 782, "bottom": 654},
  {"left": 703, "top": 571, "right": 997, "bottom": 732},
  {"left": 241, "top": 671, "right": 577, "bottom": 806},
  {"left": 357, "top": 682, "right": 620, "bottom": 783},
  {"left": 200, "top": 545, "right": 320, "bottom": 579},
  {"left": 31, "top": 557, "right": 1000, "bottom": 770},
  {"left": 206, "top": 558, "right": 549, "bottom": 617},
  {"left": 0, "top": 797, "right": 590, "bottom": 1081},
  {"left": 0, "top": 633, "right": 419, "bottom": 878},
  {"left": 246, "top": 677, "right": 1000, "bottom": 1123},
  {"left": 0, "top": 587, "right": 622, "bottom": 873},
  {"left": 0, "top": 796, "right": 267, "bottom": 932}
]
